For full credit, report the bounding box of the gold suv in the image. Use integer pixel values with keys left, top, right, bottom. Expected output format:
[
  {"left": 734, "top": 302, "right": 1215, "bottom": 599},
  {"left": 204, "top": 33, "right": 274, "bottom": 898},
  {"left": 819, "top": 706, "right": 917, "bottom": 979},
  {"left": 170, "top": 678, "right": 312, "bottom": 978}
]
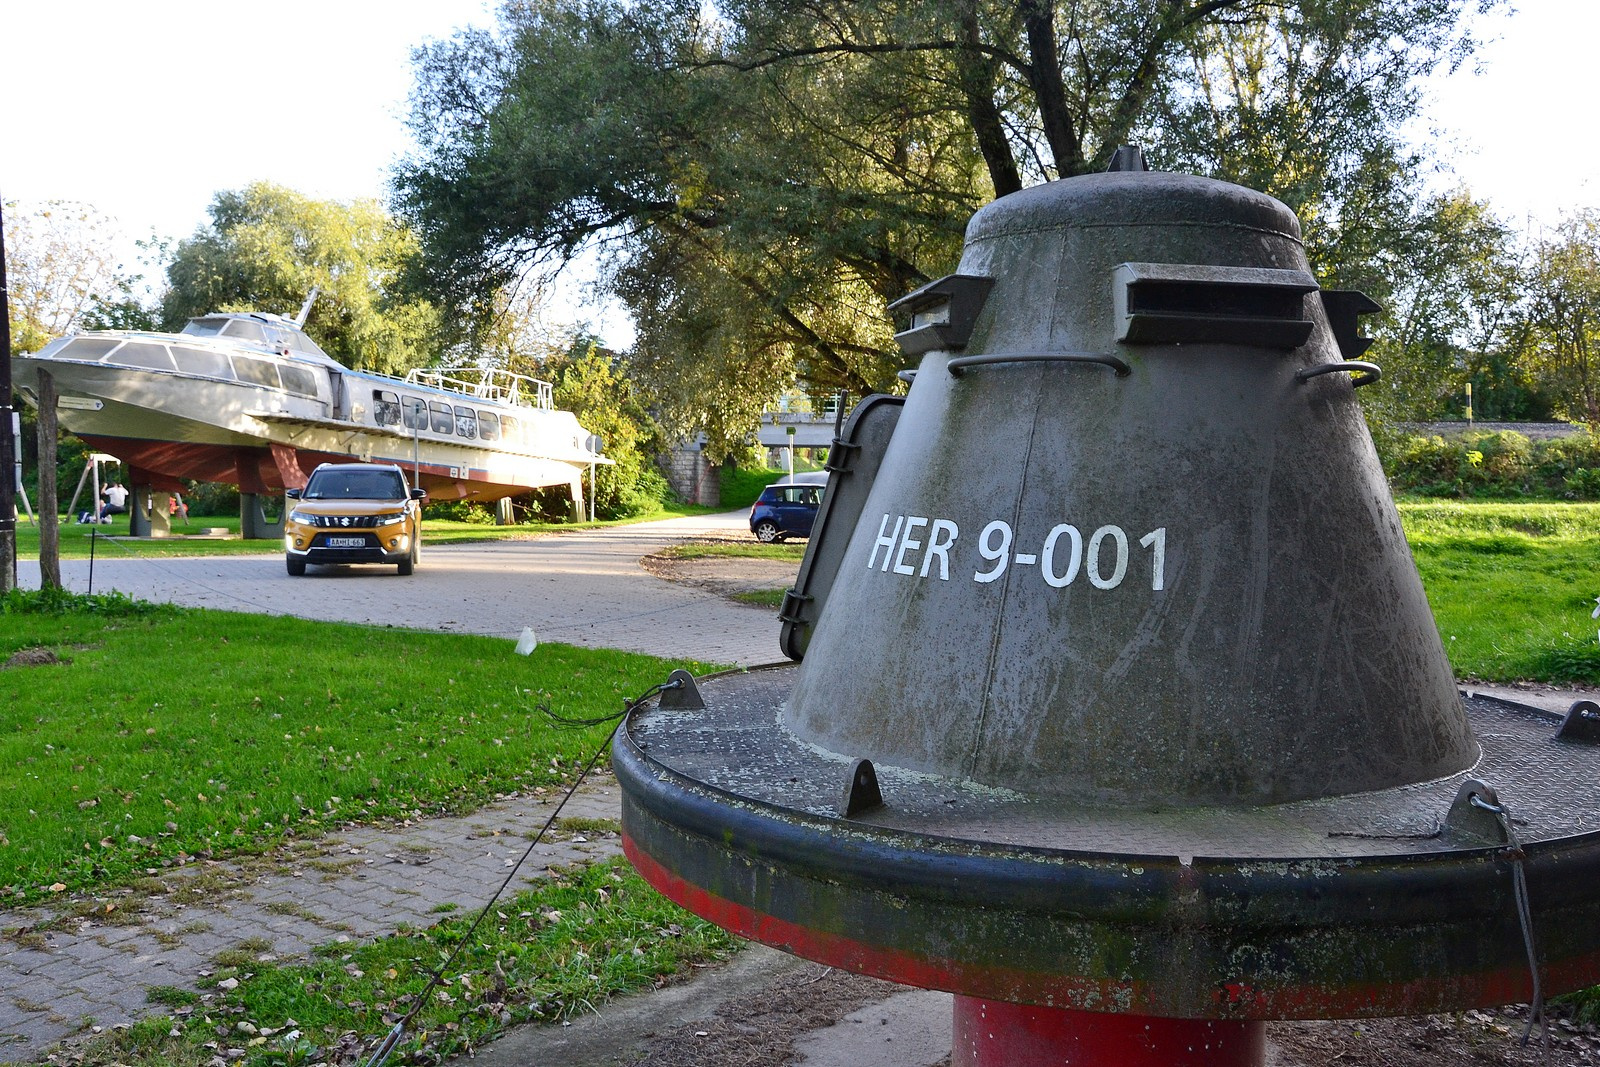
[{"left": 284, "top": 462, "right": 425, "bottom": 576}]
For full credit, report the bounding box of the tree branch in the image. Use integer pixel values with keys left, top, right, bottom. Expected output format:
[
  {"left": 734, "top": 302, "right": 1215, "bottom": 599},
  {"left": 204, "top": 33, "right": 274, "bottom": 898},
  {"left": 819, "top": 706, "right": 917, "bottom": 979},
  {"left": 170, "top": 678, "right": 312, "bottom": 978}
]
[
  {"left": 1019, "top": 0, "right": 1082, "bottom": 174},
  {"left": 952, "top": 0, "right": 1022, "bottom": 196}
]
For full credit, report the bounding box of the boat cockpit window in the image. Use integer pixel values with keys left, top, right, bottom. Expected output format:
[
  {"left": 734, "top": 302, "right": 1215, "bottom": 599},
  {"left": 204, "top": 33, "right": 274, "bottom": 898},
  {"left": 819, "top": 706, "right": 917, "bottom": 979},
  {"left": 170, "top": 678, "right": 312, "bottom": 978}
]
[
  {"left": 303, "top": 468, "right": 407, "bottom": 501},
  {"left": 456, "top": 409, "right": 478, "bottom": 440},
  {"left": 478, "top": 411, "right": 500, "bottom": 442},
  {"left": 60, "top": 337, "right": 123, "bottom": 361},
  {"left": 169, "top": 345, "right": 234, "bottom": 380},
  {"left": 288, "top": 331, "right": 325, "bottom": 355},
  {"left": 401, "top": 397, "right": 427, "bottom": 430},
  {"left": 221, "top": 320, "right": 269, "bottom": 344},
  {"left": 373, "top": 391, "right": 402, "bottom": 426},
  {"left": 428, "top": 401, "right": 454, "bottom": 434},
  {"left": 501, "top": 414, "right": 521, "bottom": 444},
  {"left": 279, "top": 363, "right": 318, "bottom": 397},
  {"left": 182, "top": 318, "right": 271, "bottom": 345},
  {"left": 232, "top": 355, "right": 282, "bottom": 390},
  {"left": 114, "top": 343, "right": 177, "bottom": 371}
]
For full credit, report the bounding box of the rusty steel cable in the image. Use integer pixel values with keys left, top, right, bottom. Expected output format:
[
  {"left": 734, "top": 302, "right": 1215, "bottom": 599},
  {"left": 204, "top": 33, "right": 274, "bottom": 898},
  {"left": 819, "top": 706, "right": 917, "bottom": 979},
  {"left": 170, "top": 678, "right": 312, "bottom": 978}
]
[{"left": 1470, "top": 791, "right": 1549, "bottom": 1060}]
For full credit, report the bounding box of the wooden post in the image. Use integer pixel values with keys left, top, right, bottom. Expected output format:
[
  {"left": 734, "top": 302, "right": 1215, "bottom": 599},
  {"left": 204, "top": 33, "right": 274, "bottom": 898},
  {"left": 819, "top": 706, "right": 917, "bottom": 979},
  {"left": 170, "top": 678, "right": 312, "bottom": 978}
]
[
  {"left": 36, "top": 370, "right": 60, "bottom": 589},
  {"left": 0, "top": 198, "right": 16, "bottom": 593}
]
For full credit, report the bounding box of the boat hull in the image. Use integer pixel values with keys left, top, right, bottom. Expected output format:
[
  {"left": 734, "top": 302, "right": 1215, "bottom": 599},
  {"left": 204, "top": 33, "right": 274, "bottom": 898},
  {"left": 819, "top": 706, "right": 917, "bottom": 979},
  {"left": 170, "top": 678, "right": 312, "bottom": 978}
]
[{"left": 14, "top": 353, "right": 602, "bottom": 505}]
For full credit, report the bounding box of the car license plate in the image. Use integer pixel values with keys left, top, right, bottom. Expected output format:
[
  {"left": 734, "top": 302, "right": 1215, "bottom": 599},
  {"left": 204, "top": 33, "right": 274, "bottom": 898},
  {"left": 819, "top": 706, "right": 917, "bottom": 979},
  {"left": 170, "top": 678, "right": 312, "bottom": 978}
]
[{"left": 326, "top": 536, "right": 365, "bottom": 548}]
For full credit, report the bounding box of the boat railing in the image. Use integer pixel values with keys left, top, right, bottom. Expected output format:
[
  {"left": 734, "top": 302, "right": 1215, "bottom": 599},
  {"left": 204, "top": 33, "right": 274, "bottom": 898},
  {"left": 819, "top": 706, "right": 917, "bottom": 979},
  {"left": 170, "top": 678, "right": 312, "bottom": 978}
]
[{"left": 403, "top": 366, "right": 554, "bottom": 410}]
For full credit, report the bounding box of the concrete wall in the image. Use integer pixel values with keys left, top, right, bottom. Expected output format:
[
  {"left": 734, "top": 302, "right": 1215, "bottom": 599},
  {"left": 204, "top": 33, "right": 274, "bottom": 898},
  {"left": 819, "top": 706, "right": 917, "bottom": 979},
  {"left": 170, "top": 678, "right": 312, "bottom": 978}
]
[{"left": 660, "top": 446, "right": 720, "bottom": 507}]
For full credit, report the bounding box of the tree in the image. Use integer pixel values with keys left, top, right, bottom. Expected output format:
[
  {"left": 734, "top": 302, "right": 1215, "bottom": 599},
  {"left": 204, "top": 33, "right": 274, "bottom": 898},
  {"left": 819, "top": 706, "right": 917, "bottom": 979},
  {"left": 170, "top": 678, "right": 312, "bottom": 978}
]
[
  {"left": 163, "top": 183, "right": 443, "bottom": 375},
  {"left": 396, "top": 0, "right": 1494, "bottom": 454},
  {"left": 1359, "top": 190, "right": 1525, "bottom": 422},
  {"left": 2, "top": 201, "right": 155, "bottom": 528},
  {"left": 1149, "top": 0, "right": 1490, "bottom": 278},
  {"left": 1519, "top": 212, "right": 1600, "bottom": 427},
  {"left": 527, "top": 337, "right": 671, "bottom": 519},
  {"left": 2, "top": 200, "right": 140, "bottom": 355}
]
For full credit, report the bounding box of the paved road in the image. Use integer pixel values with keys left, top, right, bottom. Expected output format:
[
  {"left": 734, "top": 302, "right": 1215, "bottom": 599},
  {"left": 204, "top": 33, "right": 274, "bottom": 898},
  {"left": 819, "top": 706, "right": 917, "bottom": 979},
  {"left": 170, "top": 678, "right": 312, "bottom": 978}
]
[{"left": 20, "top": 512, "right": 788, "bottom": 669}]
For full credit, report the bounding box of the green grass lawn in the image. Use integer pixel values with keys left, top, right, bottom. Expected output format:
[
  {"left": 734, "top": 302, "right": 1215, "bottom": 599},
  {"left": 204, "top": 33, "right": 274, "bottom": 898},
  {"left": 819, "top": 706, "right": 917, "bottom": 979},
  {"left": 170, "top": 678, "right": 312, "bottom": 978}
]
[
  {"left": 0, "top": 592, "right": 719, "bottom": 903},
  {"left": 0, "top": 590, "right": 735, "bottom": 1066},
  {"left": 1398, "top": 500, "right": 1600, "bottom": 683},
  {"left": 664, "top": 541, "right": 808, "bottom": 562}
]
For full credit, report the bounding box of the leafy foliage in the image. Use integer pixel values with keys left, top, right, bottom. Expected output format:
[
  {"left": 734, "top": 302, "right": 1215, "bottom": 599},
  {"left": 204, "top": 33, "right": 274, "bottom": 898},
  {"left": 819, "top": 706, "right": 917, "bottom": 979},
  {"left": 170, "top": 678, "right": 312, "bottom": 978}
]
[
  {"left": 1518, "top": 211, "right": 1600, "bottom": 426},
  {"left": 2, "top": 199, "right": 150, "bottom": 355},
  {"left": 0, "top": 585, "right": 172, "bottom": 620},
  {"left": 514, "top": 337, "right": 674, "bottom": 519},
  {"left": 1355, "top": 191, "right": 1529, "bottom": 424},
  {"left": 1385, "top": 430, "right": 1600, "bottom": 498},
  {"left": 718, "top": 465, "right": 793, "bottom": 509},
  {"left": 396, "top": 0, "right": 1492, "bottom": 454},
  {"left": 162, "top": 183, "right": 443, "bottom": 375}
]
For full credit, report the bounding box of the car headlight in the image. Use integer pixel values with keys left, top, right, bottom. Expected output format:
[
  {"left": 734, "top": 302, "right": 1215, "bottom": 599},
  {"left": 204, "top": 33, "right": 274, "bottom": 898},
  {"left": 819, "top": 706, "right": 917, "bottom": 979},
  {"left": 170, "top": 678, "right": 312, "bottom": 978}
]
[
  {"left": 288, "top": 509, "right": 312, "bottom": 525},
  {"left": 374, "top": 512, "right": 406, "bottom": 527}
]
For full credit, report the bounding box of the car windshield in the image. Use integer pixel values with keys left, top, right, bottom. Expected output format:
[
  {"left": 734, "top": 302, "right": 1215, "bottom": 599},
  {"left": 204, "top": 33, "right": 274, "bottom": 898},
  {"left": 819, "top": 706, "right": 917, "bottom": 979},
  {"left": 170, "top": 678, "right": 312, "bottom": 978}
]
[{"left": 304, "top": 469, "right": 406, "bottom": 500}]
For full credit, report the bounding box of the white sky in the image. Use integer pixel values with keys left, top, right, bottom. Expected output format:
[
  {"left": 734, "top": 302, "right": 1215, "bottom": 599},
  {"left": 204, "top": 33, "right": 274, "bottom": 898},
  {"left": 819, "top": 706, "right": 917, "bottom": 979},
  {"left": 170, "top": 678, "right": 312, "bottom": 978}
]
[
  {"left": 0, "top": 0, "right": 1590, "bottom": 343},
  {"left": 1418, "top": 0, "right": 1600, "bottom": 231}
]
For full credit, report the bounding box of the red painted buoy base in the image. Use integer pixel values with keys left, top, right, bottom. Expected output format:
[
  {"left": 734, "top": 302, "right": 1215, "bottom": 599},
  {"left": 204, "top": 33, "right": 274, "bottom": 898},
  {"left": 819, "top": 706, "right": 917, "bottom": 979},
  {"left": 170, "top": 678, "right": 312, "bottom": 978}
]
[{"left": 953, "top": 997, "right": 1266, "bottom": 1067}]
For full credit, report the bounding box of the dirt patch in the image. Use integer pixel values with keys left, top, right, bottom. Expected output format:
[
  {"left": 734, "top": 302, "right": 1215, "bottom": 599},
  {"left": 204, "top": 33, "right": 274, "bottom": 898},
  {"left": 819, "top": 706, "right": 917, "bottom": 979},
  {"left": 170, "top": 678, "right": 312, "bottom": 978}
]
[
  {"left": 642, "top": 540, "right": 801, "bottom": 601},
  {"left": 628, "top": 974, "right": 1595, "bottom": 1067},
  {"left": 1269, "top": 1008, "right": 1599, "bottom": 1065},
  {"left": 4, "top": 646, "right": 66, "bottom": 669},
  {"left": 630, "top": 966, "right": 913, "bottom": 1066}
]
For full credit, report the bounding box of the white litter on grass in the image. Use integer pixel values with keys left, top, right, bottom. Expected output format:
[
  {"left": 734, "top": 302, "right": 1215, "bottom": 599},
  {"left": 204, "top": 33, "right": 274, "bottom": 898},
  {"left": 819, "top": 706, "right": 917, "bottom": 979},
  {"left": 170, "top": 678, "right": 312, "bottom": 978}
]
[{"left": 515, "top": 627, "right": 538, "bottom": 655}]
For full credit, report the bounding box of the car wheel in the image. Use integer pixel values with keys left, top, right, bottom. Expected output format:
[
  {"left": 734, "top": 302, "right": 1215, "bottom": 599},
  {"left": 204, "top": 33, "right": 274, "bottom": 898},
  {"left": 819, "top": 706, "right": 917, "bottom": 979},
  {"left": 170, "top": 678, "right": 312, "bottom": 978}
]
[
  {"left": 754, "top": 520, "right": 783, "bottom": 543},
  {"left": 397, "top": 538, "right": 417, "bottom": 576},
  {"left": 286, "top": 556, "right": 306, "bottom": 577}
]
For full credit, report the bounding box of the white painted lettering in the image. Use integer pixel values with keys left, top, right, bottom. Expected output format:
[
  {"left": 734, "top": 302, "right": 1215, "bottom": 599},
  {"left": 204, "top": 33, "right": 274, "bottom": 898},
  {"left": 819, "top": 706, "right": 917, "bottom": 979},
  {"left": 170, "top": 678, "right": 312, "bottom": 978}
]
[
  {"left": 1140, "top": 527, "right": 1167, "bottom": 591},
  {"left": 921, "top": 519, "right": 959, "bottom": 579},
  {"left": 868, "top": 513, "right": 1167, "bottom": 595},
  {"left": 868, "top": 514, "right": 903, "bottom": 571},
  {"left": 1040, "top": 524, "right": 1083, "bottom": 588},
  {"left": 893, "top": 516, "right": 929, "bottom": 575},
  {"left": 1087, "top": 525, "right": 1129, "bottom": 589},
  {"left": 974, "top": 520, "right": 1013, "bottom": 584}
]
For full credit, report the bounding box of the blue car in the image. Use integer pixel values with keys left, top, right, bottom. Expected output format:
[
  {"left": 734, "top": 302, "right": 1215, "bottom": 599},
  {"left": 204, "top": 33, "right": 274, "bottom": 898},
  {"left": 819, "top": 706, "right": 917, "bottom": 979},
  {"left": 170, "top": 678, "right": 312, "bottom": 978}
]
[{"left": 749, "top": 475, "right": 826, "bottom": 542}]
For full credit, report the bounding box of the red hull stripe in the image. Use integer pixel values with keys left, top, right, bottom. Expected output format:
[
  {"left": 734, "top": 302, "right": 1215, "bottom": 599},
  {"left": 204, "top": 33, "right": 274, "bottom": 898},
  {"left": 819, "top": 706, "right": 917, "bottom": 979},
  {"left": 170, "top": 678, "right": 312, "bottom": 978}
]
[{"left": 623, "top": 835, "right": 1599, "bottom": 1019}]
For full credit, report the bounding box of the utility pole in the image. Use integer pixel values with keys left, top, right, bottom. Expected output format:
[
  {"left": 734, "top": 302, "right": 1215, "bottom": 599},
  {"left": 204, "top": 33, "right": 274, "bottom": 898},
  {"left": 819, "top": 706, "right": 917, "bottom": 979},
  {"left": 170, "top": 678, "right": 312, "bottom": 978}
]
[{"left": 0, "top": 197, "right": 17, "bottom": 594}]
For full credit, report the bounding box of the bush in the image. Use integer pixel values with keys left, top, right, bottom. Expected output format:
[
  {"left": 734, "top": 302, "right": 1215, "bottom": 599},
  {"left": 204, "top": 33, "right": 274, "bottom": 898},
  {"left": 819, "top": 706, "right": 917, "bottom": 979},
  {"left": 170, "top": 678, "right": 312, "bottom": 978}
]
[
  {"left": 1384, "top": 430, "right": 1600, "bottom": 499},
  {"left": 1565, "top": 469, "right": 1600, "bottom": 500},
  {"left": 1529, "top": 641, "right": 1600, "bottom": 684},
  {"left": 719, "top": 466, "right": 790, "bottom": 510},
  {"left": 181, "top": 480, "right": 241, "bottom": 517},
  {"left": 1, "top": 586, "right": 168, "bottom": 618},
  {"left": 424, "top": 499, "right": 497, "bottom": 523}
]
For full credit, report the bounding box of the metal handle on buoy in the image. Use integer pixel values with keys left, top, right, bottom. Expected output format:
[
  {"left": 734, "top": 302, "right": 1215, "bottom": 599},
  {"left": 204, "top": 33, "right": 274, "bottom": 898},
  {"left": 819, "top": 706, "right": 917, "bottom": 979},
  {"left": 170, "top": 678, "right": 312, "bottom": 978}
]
[
  {"left": 1297, "top": 360, "right": 1381, "bottom": 388},
  {"left": 947, "top": 352, "right": 1132, "bottom": 377}
]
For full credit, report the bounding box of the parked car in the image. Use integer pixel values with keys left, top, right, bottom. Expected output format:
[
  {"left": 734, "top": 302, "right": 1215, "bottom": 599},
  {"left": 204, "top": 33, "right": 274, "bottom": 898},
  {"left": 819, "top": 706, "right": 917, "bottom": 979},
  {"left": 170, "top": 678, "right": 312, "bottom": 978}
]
[
  {"left": 283, "top": 462, "right": 426, "bottom": 576},
  {"left": 749, "top": 473, "right": 826, "bottom": 543}
]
